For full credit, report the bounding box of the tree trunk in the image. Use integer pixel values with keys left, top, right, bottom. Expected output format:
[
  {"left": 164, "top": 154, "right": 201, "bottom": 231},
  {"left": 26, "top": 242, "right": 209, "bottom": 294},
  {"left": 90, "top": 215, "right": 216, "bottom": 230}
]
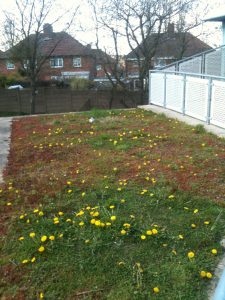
[{"left": 30, "top": 81, "right": 37, "bottom": 114}]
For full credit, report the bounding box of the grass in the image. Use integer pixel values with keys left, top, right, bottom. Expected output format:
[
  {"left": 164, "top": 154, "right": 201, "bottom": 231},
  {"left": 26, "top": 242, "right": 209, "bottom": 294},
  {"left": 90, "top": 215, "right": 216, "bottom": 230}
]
[{"left": 1, "top": 108, "right": 225, "bottom": 300}]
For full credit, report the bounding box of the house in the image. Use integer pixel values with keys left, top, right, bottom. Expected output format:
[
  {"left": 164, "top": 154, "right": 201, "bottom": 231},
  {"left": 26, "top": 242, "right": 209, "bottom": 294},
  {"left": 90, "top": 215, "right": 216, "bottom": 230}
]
[
  {"left": 125, "top": 23, "right": 212, "bottom": 83},
  {"left": 0, "top": 24, "right": 114, "bottom": 83}
]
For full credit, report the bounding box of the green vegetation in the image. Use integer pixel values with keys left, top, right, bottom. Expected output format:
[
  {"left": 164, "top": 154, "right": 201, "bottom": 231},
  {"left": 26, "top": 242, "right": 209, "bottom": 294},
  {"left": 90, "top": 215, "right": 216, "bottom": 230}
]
[{"left": 1, "top": 109, "right": 225, "bottom": 300}]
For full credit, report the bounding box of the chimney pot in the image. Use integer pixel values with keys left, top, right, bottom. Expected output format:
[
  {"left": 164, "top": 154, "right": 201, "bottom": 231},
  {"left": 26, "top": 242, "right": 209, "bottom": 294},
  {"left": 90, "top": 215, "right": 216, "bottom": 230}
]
[{"left": 43, "top": 23, "right": 53, "bottom": 35}]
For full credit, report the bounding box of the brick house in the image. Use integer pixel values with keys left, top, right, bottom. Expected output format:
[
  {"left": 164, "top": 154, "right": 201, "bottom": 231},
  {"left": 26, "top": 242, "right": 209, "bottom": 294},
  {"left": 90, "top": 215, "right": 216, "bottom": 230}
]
[
  {"left": 0, "top": 24, "right": 114, "bottom": 82},
  {"left": 125, "top": 24, "right": 212, "bottom": 84}
]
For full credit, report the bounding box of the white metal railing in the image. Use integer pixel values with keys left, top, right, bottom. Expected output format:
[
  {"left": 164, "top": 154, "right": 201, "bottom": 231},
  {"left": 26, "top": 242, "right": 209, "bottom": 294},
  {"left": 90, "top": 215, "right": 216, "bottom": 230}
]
[
  {"left": 160, "top": 45, "right": 225, "bottom": 78},
  {"left": 149, "top": 70, "right": 225, "bottom": 129}
]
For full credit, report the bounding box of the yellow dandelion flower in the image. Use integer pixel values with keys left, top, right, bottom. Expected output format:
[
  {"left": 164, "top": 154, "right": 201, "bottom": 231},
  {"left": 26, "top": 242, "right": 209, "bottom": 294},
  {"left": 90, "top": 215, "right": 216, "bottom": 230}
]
[
  {"left": 66, "top": 218, "right": 72, "bottom": 222},
  {"left": 39, "top": 211, "right": 44, "bottom": 217},
  {"left": 81, "top": 192, "right": 86, "bottom": 197},
  {"left": 19, "top": 215, "right": 25, "bottom": 219},
  {"left": 38, "top": 246, "right": 45, "bottom": 253},
  {"left": 153, "top": 287, "right": 160, "bottom": 293},
  {"left": 204, "top": 221, "right": 210, "bottom": 225},
  {"left": 152, "top": 229, "right": 158, "bottom": 235},
  {"left": 123, "top": 223, "right": 131, "bottom": 229},
  {"left": 141, "top": 235, "right": 146, "bottom": 240},
  {"left": 67, "top": 189, "right": 72, "bottom": 193},
  {"left": 18, "top": 236, "right": 24, "bottom": 241},
  {"left": 39, "top": 292, "right": 44, "bottom": 299},
  {"left": 109, "top": 205, "right": 115, "bottom": 209},
  {"left": 121, "top": 229, "right": 126, "bottom": 235},
  {"left": 95, "top": 220, "right": 101, "bottom": 226},
  {"left": 193, "top": 209, "right": 199, "bottom": 214},
  {"left": 7, "top": 202, "right": 12, "bottom": 206},
  {"left": 168, "top": 195, "right": 174, "bottom": 199},
  {"left": 93, "top": 212, "right": 99, "bottom": 217},
  {"left": 33, "top": 209, "right": 39, "bottom": 213},
  {"left": 85, "top": 239, "right": 90, "bottom": 244},
  {"left": 206, "top": 272, "right": 213, "bottom": 279},
  {"left": 200, "top": 271, "right": 206, "bottom": 278},
  {"left": 58, "top": 211, "right": 64, "bottom": 216},
  {"left": 59, "top": 233, "right": 63, "bottom": 238},
  {"left": 31, "top": 257, "right": 36, "bottom": 263},
  {"left": 191, "top": 224, "right": 196, "bottom": 228},
  {"left": 49, "top": 236, "right": 55, "bottom": 241},
  {"left": 22, "top": 259, "right": 29, "bottom": 264},
  {"left": 187, "top": 251, "right": 195, "bottom": 259},
  {"left": 29, "top": 232, "right": 36, "bottom": 238},
  {"left": 178, "top": 235, "right": 184, "bottom": 239},
  {"left": 146, "top": 230, "right": 152, "bottom": 235},
  {"left": 120, "top": 199, "right": 126, "bottom": 203},
  {"left": 90, "top": 219, "right": 96, "bottom": 224},
  {"left": 110, "top": 216, "right": 116, "bottom": 221},
  {"left": 67, "top": 181, "right": 72, "bottom": 185},
  {"left": 41, "top": 236, "right": 48, "bottom": 242},
  {"left": 79, "top": 221, "right": 84, "bottom": 226},
  {"left": 211, "top": 249, "right": 217, "bottom": 255},
  {"left": 106, "top": 222, "right": 111, "bottom": 226}
]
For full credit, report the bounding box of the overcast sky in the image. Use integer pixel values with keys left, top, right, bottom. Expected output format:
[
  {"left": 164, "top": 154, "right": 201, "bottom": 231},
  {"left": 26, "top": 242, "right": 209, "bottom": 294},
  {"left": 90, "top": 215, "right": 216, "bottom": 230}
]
[{"left": 0, "top": 0, "right": 225, "bottom": 54}]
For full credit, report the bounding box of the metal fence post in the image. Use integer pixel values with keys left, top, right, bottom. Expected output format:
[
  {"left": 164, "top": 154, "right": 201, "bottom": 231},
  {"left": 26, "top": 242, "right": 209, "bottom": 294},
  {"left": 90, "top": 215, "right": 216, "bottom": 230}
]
[
  {"left": 182, "top": 74, "right": 187, "bottom": 115},
  {"left": 163, "top": 73, "right": 167, "bottom": 108},
  {"left": 206, "top": 78, "right": 213, "bottom": 125},
  {"left": 148, "top": 71, "right": 152, "bottom": 104}
]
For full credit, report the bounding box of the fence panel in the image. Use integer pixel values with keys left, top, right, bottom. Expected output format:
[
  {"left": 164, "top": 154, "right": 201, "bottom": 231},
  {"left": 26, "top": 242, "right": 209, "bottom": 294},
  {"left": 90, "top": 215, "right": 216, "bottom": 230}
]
[
  {"left": 185, "top": 76, "right": 208, "bottom": 121},
  {"left": 149, "top": 73, "right": 165, "bottom": 106},
  {"left": 205, "top": 49, "right": 223, "bottom": 77},
  {"left": 211, "top": 80, "right": 225, "bottom": 128},
  {"left": 165, "top": 74, "right": 184, "bottom": 113},
  {"left": 179, "top": 56, "right": 202, "bottom": 74}
]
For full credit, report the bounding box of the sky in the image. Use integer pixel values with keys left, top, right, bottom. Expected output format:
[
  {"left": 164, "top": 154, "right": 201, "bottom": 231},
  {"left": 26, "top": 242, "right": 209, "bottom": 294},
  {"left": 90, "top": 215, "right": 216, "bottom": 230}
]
[{"left": 0, "top": 0, "right": 225, "bottom": 54}]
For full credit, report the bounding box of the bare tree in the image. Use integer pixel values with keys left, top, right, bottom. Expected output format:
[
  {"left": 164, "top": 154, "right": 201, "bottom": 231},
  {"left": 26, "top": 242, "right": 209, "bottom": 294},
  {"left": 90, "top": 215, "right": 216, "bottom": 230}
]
[
  {"left": 3, "top": 0, "right": 78, "bottom": 114},
  {"left": 89, "top": 0, "right": 207, "bottom": 99}
]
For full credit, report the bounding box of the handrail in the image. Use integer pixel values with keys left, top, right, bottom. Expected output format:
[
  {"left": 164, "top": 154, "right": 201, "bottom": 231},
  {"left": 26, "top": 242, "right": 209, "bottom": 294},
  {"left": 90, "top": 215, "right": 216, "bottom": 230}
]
[
  {"left": 159, "top": 44, "right": 225, "bottom": 71},
  {"left": 150, "top": 70, "right": 225, "bottom": 81}
]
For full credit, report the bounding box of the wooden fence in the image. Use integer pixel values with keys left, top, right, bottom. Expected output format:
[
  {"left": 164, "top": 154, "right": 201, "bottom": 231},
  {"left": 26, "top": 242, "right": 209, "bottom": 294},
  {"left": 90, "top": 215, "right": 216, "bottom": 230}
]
[{"left": 0, "top": 88, "right": 143, "bottom": 114}]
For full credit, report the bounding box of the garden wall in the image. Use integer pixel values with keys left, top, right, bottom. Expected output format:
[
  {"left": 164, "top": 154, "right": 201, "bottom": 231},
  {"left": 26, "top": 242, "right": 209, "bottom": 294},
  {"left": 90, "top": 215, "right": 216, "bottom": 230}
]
[{"left": 0, "top": 88, "right": 143, "bottom": 114}]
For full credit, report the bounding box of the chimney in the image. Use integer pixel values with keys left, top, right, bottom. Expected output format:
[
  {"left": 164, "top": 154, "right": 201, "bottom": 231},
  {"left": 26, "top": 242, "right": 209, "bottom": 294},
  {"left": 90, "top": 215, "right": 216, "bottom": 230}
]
[
  {"left": 43, "top": 23, "right": 53, "bottom": 35},
  {"left": 167, "top": 23, "right": 175, "bottom": 35}
]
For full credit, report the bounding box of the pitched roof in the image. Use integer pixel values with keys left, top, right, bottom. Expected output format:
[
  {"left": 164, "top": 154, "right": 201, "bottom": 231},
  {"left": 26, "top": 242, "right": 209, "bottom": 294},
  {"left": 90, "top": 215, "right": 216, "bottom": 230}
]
[
  {"left": 91, "top": 49, "right": 115, "bottom": 64},
  {"left": 126, "top": 32, "right": 212, "bottom": 60},
  {"left": 0, "top": 50, "right": 7, "bottom": 59},
  {"left": 6, "top": 31, "right": 93, "bottom": 58}
]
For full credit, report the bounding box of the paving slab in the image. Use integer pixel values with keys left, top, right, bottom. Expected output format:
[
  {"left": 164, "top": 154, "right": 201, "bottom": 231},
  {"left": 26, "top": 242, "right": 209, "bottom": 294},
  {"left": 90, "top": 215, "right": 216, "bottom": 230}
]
[{"left": 0, "top": 117, "right": 13, "bottom": 183}]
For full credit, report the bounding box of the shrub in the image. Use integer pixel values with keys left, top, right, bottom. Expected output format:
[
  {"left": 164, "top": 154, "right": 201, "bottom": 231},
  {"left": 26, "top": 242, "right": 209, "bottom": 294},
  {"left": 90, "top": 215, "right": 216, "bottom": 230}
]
[{"left": 69, "top": 78, "right": 94, "bottom": 90}]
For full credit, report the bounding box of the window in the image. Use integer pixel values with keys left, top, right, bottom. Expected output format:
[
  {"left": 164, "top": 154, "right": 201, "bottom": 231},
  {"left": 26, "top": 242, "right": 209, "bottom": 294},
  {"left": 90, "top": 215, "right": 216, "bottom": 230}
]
[
  {"left": 50, "top": 57, "right": 63, "bottom": 68},
  {"left": 6, "top": 61, "right": 15, "bottom": 70},
  {"left": 96, "top": 64, "right": 102, "bottom": 71},
  {"left": 73, "top": 57, "right": 81, "bottom": 67}
]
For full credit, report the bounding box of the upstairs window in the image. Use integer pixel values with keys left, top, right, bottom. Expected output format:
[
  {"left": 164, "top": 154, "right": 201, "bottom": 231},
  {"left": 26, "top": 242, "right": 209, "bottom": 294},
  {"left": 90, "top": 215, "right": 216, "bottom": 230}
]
[
  {"left": 6, "top": 61, "right": 15, "bottom": 70},
  {"left": 50, "top": 57, "right": 63, "bottom": 68},
  {"left": 73, "top": 57, "right": 81, "bottom": 67},
  {"left": 96, "top": 64, "right": 102, "bottom": 71}
]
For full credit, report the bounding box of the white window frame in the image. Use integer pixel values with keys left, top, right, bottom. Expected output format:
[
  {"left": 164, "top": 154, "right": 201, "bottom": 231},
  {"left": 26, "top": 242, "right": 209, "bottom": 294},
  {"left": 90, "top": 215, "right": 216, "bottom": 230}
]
[
  {"left": 73, "top": 57, "right": 82, "bottom": 68},
  {"left": 50, "top": 57, "right": 63, "bottom": 68},
  {"left": 6, "top": 61, "right": 15, "bottom": 70}
]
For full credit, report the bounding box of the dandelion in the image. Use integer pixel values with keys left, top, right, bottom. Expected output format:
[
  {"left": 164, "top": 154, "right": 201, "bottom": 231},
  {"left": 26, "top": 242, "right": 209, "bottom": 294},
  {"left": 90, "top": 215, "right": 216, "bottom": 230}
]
[
  {"left": 206, "top": 272, "right": 213, "bottom": 279},
  {"left": 31, "top": 257, "right": 36, "bottom": 263},
  {"left": 111, "top": 216, "right": 116, "bottom": 221},
  {"left": 168, "top": 195, "right": 174, "bottom": 199},
  {"left": 204, "top": 221, "right": 210, "bottom": 225},
  {"left": 152, "top": 229, "right": 158, "bottom": 235},
  {"left": 93, "top": 212, "right": 99, "bottom": 217},
  {"left": 90, "top": 219, "right": 96, "bottom": 224},
  {"left": 123, "top": 223, "right": 131, "bottom": 229},
  {"left": 120, "top": 199, "right": 126, "bottom": 203},
  {"left": 178, "top": 235, "right": 184, "bottom": 240},
  {"left": 38, "top": 246, "right": 45, "bottom": 253},
  {"left": 187, "top": 251, "right": 195, "bottom": 259},
  {"left": 58, "top": 211, "right": 64, "bottom": 216},
  {"left": 7, "top": 202, "right": 12, "bottom": 206},
  {"left": 18, "top": 236, "right": 24, "bottom": 241},
  {"left": 39, "top": 292, "right": 44, "bottom": 299},
  {"left": 81, "top": 192, "right": 86, "bottom": 197},
  {"left": 41, "top": 236, "right": 48, "bottom": 242},
  {"left": 153, "top": 287, "right": 160, "bottom": 293},
  {"left": 59, "top": 233, "right": 63, "bottom": 238},
  {"left": 109, "top": 205, "right": 115, "bottom": 209},
  {"left": 39, "top": 211, "right": 44, "bottom": 217},
  {"left": 106, "top": 222, "right": 111, "bottom": 226},
  {"left": 67, "top": 189, "right": 72, "bottom": 193},
  {"left": 121, "top": 229, "right": 126, "bottom": 235},
  {"left": 191, "top": 224, "right": 196, "bottom": 228},
  {"left": 95, "top": 220, "right": 101, "bottom": 226},
  {"left": 200, "top": 271, "right": 206, "bottom": 278},
  {"left": 49, "top": 236, "right": 55, "bottom": 241},
  {"left": 146, "top": 230, "right": 152, "bottom": 235},
  {"left": 141, "top": 235, "right": 146, "bottom": 240},
  {"left": 22, "top": 259, "right": 29, "bottom": 264},
  {"left": 66, "top": 218, "right": 72, "bottom": 222},
  {"left": 211, "top": 249, "right": 217, "bottom": 255},
  {"left": 79, "top": 221, "right": 84, "bottom": 226},
  {"left": 29, "top": 232, "right": 36, "bottom": 238},
  {"left": 193, "top": 209, "right": 199, "bottom": 214}
]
